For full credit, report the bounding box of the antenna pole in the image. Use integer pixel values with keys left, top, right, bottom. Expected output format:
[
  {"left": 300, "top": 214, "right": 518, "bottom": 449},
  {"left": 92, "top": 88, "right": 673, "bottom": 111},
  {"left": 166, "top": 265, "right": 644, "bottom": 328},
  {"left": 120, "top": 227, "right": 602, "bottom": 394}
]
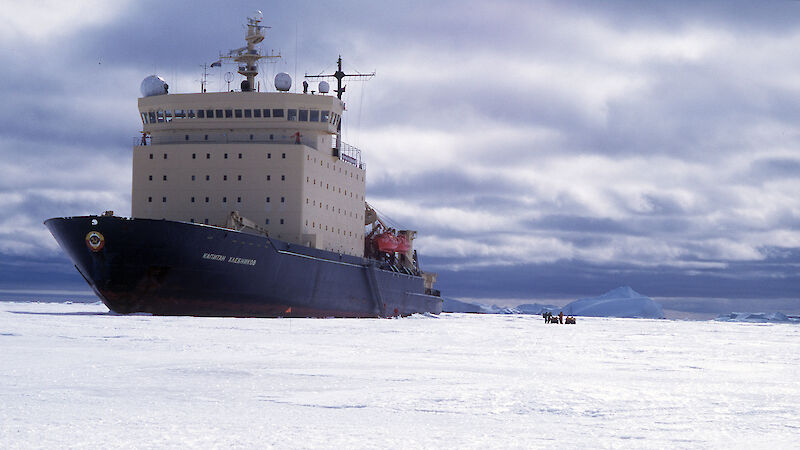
[{"left": 305, "top": 57, "right": 375, "bottom": 153}]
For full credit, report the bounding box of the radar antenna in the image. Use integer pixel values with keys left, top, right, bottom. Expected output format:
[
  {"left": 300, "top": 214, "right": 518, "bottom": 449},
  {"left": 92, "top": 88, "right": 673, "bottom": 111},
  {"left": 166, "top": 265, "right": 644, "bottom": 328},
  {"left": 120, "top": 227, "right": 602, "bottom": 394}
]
[
  {"left": 217, "top": 12, "right": 281, "bottom": 92},
  {"left": 305, "top": 56, "right": 375, "bottom": 99}
]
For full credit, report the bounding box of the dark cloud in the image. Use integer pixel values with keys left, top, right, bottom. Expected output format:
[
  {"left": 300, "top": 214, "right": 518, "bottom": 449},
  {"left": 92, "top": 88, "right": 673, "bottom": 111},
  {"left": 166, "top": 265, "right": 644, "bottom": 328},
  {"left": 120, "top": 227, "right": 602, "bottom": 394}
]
[{"left": 1, "top": 0, "right": 799, "bottom": 313}]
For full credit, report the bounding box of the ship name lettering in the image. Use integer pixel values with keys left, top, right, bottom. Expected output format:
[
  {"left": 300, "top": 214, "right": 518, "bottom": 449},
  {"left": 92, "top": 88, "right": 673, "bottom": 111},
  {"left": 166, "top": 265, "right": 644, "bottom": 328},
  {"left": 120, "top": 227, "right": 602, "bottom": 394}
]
[
  {"left": 227, "top": 256, "right": 257, "bottom": 266},
  {"left": 202, "top": 252, "right": 226, "bottom": 261}
]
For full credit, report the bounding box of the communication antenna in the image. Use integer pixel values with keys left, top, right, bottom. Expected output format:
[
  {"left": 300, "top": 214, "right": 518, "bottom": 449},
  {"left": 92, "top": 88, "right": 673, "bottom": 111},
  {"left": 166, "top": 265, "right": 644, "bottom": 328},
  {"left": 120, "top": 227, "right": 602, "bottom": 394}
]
[
  {"left": 305, "top": 56, "right": 375, "bottom": 100},
  {"left": 305, "top": 56, "right": 375, "bottom": 153}
]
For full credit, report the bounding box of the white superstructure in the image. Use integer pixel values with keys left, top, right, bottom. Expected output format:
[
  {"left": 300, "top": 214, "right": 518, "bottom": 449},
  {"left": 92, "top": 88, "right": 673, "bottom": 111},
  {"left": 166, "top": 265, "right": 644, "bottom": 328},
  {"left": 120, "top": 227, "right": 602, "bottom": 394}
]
[{"left": 132, "top": 14, "right": 367, "bottom": 257}]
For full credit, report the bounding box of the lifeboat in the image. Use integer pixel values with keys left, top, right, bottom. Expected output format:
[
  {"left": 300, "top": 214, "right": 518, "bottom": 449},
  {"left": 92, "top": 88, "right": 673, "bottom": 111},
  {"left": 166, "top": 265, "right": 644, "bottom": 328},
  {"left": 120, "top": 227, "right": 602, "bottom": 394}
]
[{"left": 375, "top": 232, "right": 411, "bottom": 253}]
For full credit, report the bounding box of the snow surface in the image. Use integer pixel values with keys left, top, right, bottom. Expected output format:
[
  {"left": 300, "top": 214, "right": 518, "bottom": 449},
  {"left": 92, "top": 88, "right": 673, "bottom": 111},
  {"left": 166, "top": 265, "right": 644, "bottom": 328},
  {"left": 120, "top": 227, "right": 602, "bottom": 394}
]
[
  {"left": 562, "top": 286, "right": 664, "bottom": 319},
  {"left": 2, "top": 301, "right": 799, "bottom": 448}
]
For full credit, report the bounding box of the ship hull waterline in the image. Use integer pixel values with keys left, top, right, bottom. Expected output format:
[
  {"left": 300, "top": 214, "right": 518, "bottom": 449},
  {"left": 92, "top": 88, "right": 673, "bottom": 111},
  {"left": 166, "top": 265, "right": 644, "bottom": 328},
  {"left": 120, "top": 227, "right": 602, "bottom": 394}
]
[{"left": 44, "top": 216, "right": 442, "bottom": 318}]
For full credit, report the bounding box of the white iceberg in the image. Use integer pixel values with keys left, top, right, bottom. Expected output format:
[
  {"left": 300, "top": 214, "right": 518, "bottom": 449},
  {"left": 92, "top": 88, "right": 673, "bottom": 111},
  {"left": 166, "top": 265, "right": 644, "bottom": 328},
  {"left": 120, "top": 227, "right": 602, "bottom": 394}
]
[
  {"left": 715, "top": 312, "right": 799, "bottom": 323},
  {"left": 562, "top": 286, "right": 664, "bottom": 319}
]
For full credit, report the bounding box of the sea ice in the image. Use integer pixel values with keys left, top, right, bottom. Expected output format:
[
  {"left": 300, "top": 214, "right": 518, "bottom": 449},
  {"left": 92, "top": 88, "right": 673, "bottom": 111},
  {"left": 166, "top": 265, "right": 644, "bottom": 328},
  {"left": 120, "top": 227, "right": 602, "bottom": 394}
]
[{"left": 1, "top": 301, "right": 798, "bottom": 448}]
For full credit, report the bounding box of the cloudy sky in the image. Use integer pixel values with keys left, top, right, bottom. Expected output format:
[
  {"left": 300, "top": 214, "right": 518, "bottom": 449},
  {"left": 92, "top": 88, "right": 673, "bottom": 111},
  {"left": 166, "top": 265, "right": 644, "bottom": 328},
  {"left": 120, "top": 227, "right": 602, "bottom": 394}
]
[{"left": 1, "top": 1, "right": 799, "bottom": 313}]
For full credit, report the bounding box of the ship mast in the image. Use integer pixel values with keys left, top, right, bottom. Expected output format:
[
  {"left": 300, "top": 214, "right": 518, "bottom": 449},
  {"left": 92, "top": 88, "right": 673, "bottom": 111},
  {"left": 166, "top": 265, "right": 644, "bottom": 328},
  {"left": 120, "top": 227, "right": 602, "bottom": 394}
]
[
  {"left": 219, "top": 11, "right": 280, "bottom": 92},
  {"left": 305, "top": 57, "right": 375, "bottom": 152}
]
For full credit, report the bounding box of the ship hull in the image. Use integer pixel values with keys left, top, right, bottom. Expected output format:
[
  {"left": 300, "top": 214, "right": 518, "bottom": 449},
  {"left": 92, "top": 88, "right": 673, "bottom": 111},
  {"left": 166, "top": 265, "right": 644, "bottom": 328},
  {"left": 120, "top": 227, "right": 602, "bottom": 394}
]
[{"left": 44, "top": 216, "right": 442, "bottom": 318}]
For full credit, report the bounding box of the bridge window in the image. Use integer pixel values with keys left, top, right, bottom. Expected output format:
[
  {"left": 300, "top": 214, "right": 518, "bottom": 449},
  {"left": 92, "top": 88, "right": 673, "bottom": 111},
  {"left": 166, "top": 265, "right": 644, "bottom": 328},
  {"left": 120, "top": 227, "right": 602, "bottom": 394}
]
[
  {"left": 235, "top": 109, "right": 243, "bottom": 118},
  {"left": 321, "top": 111, "right": 329, "bottom": 122},
  {"left": 175, "top": 109, "right": 185, "bottom": 119},
  {"left": 148, "top": 112, "right": 156, "bottom": 123},
  {"left": 225, "top": 109, "right": 232, "bottom": 118},
  {"left": 198, "top": 110, "right": 206, "bottom": 118},
  {"left": 215, "top": 109, "right": 223, "bottom": 118},
  {"left": 253, "top": 109, "right": 261, "bottom": 118},
  {"left": 272, "top": 109, "right": 283, "bottom": 118},
  {"left": 287, "top": 109, "right": 297, "bottom": 121},
  {"left": 187, "top": 109, "right": 196, "bottom": 118},
  {"left": 299, "top": 109, "right": 308, "bottom": 121},
  {"left": 207, "top": 109, "right": 215, "bottom": 118},
  {"left": 310, "top": 110, "right": 319, "bottom": 122}
]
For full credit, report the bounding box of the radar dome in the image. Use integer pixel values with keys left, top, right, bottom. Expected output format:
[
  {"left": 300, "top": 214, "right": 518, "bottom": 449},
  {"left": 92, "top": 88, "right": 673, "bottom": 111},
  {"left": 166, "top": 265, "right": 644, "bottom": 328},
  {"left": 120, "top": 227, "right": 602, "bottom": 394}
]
[
  {"left": 318, "top": 81, "right": 330, "bottom": 94},
  {"left": 275, "top": 72, "right": 292, "bottom": 92},
  {"left": 140, "top": 75, "right": 168, "bottom": 97}
]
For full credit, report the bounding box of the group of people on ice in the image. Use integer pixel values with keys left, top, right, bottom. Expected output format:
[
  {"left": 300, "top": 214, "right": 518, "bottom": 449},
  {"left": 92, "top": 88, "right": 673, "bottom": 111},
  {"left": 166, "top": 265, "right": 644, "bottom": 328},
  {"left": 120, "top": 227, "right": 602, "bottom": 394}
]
[{"left": 543, "top": 311, "right": 576, "bottom": 324}]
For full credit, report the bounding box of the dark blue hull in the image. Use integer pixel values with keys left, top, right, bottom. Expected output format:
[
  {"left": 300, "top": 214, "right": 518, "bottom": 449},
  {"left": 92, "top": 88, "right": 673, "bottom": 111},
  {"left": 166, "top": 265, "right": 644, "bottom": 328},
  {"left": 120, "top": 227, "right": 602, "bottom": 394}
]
[{"left": 44, "top": 216, "right": 442, "bottom": 317}]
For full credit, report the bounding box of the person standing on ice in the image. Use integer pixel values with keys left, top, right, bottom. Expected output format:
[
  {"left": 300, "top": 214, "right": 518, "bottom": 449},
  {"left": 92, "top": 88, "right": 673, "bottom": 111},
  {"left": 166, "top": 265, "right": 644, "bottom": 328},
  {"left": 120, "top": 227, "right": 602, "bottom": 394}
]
[{"left": 558, "top": 311, "right": 563, "bottom": 324}]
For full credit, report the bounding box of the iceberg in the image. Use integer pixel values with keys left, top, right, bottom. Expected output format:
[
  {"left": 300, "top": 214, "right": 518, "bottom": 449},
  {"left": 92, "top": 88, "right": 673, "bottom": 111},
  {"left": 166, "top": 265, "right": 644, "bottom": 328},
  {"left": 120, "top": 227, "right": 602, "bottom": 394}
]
[
  {"left": 442, "top": 297, "right": 483, "bottom": 313},
  {"left": 714, "top": 312, "right": 799, "bottom": 323},
  {"left": 562, "top": 286, "right": 664, "bottom": 319}
]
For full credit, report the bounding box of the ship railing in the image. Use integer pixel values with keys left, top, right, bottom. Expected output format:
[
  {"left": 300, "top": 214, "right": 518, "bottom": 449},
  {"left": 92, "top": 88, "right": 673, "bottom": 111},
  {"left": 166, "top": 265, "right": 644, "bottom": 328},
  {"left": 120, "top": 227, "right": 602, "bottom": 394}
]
[{"left": 338, "top": 141, "right": 366, "bottom": 170}]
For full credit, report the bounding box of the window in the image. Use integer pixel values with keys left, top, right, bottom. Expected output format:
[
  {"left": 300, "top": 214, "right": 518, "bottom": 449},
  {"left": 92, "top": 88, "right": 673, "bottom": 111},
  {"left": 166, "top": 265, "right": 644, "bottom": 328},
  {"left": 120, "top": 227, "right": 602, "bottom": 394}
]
[
  {"left": 162, "top": 197, "right": 166, "bottom": 203},
  {"left": 205, "top": 197, "right": 209, "bottom": 203},
  {"left": 140, "top": 112, "right": 147, "bottom": 124},
  {"left": 299, "top": 109, "right": 308, "bottom": 121},
  {"left": 267, "top": 153, "right": 271, "bottom": 159},
  {"left": 238, "top": 153, "right": 242, "bottom": 159},
  {"left": 287, "top": 109, "right": 297, "bottom": 121},
  {"left": 224, "top": 153, "right": 228, "bottom": 159},
  {"left": 249, "top": 134, "right": 253, "bottom": 140},
  {"left": 191, "top": 175, "right": 196, "bottom": 181},
  {"left": 244, "top": 109, "right": 252, "bottom": 118},
  {"left": 192, "top": 153, "right": 196, "bottom": 159},
  {"left": 266, "top": 197, "right": 270, "bottom": 203},
  {"left": 321, "top": 111, "right": 330, "bottom": 123},
  {"left": 282, "top": 153, "right": 286, "bottom": 159},
  {"left": 253, "top": 109, "right": 261, "bottom": 118},
  {"left": 215, "top": 109, "right": 223, "bottom": 118},
  {"left": 148, "top": 196, "right": 152, "bottom": 202},
  {"left": 157, "top": 110, "right": 164, "bottom": 122},
  {"left": 164, "top": 110, "right": 173, "bottom": 122},
  {"left": 163, "top": 175, "right": 167, "bottom": 181},
  {"left": 198, "top": 110, "right": 206, "bottom": 119},
  {"left": 223, "top": 175, "right": 227, "bottom": 181},
  {"left": 310, "top": 110, "right": 319, "bottom": 122},
  {"left": 204, "top": 219, "right": 209, "bottom": 224},
  {"left": 206, "top": 153, "right": 210, "bottom": 159},
  {"left": 191, "top": 197, "right": 195, "bottom": 203},
  {"left": 205, "top": 175, "right": 210, "bottom": 181},
  {"left": 281, "top": 175, "right": 285, "bottom": 181},
  {"left": 148, "top": 175, "right": 153, "bottom": 181},
  {"left": 280, "top": 219, "right": 284, "bottom": 225},
  {"left": 265, "top": 219, "right": 270, "bottom": 225},
  {"left": 188, "top": 110, "right": 196, "bottom": 118},
  {"left": 237, "top": 197, "right": 241, "bottom": 203},
  {"left": 280, "top": 197, "right": 285, "bottom": 203},
  {"left": 269, "top": 134, "right": 274, "bottom": 140},
  {"left": 272, "top": 109, "right": 283, "bottom": 118},
  {"left": 234, "top": 109, "right": 242, "bottom": 118},
  {"left": 148, "top": 112, "right": 156, "bottom": 123},
  {"left": 190, "top": 218, "right": 195, "bottom": 223},
  {"left": 204, "top": 135, "right": 208, "bottom": 141},
  {"left": 163, "top": 153, "right": 167, "bottom": 159},
  {"left": 175, "top": 110, "right": 185, "bottom": 119},
  {"left": 266, "top": 175, "right": 271, "bottom": 180},
  {"left": 225, "top": 109, "right": 232, "bottom": 118},
  {"left": 223, "top": 197, "right": 227, "bottom": 203},
  {"left": 237, "top": 175, "right": 242, "bottom": 181},
  {"left": 263, "top": 108, "right": 271, "bottom": 118}
]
